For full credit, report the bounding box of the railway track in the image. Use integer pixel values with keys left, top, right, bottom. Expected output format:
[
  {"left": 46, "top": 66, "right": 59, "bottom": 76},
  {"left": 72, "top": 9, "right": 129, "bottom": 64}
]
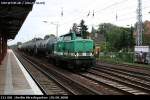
[
  {"left": 97, "top": 62, "right": 150, "bottom": 76},
  {"left": 97, "top": 63, "right": 150, "bottom": 82},
  {"left": 93, "top": 64, "right": 150, "bottom": 95},
  {"left": 16, "top": 51, "right": 133, "bottom": 95},
  {"left": 92, "top": 67, "right": 150, "bottom": 89},
  {"left": 16, "top": 52, "right": 104, "bottom": 95},
  {"left": 15, "top": 52, "right": 73, "bottom": 95},
  {"left": 117, "top": 63, "right": 150, "bottom": 71},
  {"left": 87, "top": 69, "right": 150, "bottom": 95},
  {"left": 14, "top": 50, "right": 150, "bottom": 95}
]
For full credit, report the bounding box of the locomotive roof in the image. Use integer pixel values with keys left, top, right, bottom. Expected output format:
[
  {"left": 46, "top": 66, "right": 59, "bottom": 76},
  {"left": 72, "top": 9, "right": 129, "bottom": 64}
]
[{"left": 60, "top": 32, "right": 81, "bottom": 37}]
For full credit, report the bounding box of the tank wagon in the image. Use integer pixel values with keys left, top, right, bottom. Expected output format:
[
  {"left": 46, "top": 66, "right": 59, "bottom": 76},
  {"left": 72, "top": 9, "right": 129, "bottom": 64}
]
[
  {"left": 20, "top": 32, "right": 95, "bottom": 70},
  {"left": 35, "top": 35, "right": 57, "bottom": 55},
  {"left": 20, "top": 38, "right": 42, "bottom": 55}
]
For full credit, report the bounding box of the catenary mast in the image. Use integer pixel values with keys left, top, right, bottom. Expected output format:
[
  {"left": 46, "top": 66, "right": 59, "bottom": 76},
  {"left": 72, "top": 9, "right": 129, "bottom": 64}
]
[{"left": 136, "top": 0, "right": 143, "bottom": 46}]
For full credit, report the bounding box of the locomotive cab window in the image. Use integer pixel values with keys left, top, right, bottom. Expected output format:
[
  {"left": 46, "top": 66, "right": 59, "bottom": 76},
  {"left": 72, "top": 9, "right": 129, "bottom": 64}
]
[
  {"left": 63, "top": 36, "right": 71, "bottom": 41},
  {"left": 76, "top": 35, "right": 82, "bottom": 39},
  {"left": 76, "top": 34, "right": 82, "bottom": 39}
]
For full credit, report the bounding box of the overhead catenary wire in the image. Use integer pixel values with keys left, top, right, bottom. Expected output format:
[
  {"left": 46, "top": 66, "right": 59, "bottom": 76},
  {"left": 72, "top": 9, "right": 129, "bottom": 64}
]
[
  {"left": 53, "top": 0, "right": 139, "bottom": 27},
  {"left": 59, "top": 0, "right": 149, "bottom": 30},
  {"left": 60, "top": 0, "right": 130, "bottom": 26},
  {"left": 61, "top": 0, "right": 147, "bottom": 26},
  {"left": 44, "top": 0, "right": 150, "bottom": 34},
  {"left": 94, "top": 0, "right": 129, "bottom": 13}
]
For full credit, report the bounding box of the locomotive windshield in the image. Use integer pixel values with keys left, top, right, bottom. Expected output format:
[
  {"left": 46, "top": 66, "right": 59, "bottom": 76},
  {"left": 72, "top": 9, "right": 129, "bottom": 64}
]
[
  {"left": 76, "top": 35, "right": 82, "bottom": 39},
  {"left": 76, "top": 33, "right": 82, "bottom": 39},
  {"left": 64, "top": 36, "right": 71, "bottom": 41}
]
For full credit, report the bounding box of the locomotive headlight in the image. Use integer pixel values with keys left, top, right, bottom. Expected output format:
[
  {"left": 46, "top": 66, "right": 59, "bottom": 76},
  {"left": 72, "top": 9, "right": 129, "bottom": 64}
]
[
  {"left": 77, "top": 53, "right": 79, "bottom": 57},
  {"left": 91, "top": 52, "right": 93, "bottom": 56},
  {"left": 75, "top": 52, "right": 77, "bottom": 57},
  {"left": 75, "top": 52, "right": 79, "bottom": 57}
]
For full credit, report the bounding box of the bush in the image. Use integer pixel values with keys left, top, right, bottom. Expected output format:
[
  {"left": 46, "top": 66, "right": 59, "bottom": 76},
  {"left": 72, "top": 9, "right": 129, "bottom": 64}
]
[{"left": 98, "top": 52, "right": 134, "bottom": 64}]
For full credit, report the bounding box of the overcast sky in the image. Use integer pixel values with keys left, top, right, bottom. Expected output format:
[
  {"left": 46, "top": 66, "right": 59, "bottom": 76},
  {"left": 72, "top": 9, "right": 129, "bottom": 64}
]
[{"left": 8, "top": 0, "right": 150, "bottom": 45}]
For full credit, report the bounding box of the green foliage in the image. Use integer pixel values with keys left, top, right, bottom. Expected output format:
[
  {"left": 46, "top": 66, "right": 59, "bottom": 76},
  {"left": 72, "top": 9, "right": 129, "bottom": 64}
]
[
  {"left": 97, "top": 23, "right": 134, "bottom": 52},
  {"left": 99, "top": 52, "right": 134, "bottom": 64},
  {"left": 99, "top": 42, "right": 111, "bottom": 52},
  {"left": 79, "top": 19, "right": 88, "bottom": 39},
  {"left": 71, "top": 23, "right": 79, "bottom": 34},
  {"left": 91, "top": 26, "right": 97, "bottom": 34}
]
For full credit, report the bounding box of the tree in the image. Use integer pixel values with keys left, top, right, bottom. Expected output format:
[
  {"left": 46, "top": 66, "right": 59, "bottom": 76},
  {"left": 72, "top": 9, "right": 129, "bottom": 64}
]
[
  {"left": 79, "top": 20, "right": 88, "bottom": 39},
  {"left": 91, "top": 26, "right": 97, "bottom": 38},
  {"left": 129, "top": 26, "right": 135, "bottom": 48},
  {"left": 97, "top": 23, "right": 134, "bottom": 52},
  {"left": 91, "top": 26, "right": 96, "bottom": 34},
  {"left": 72, "top": 23, "right": 79, "bottom": 34}
]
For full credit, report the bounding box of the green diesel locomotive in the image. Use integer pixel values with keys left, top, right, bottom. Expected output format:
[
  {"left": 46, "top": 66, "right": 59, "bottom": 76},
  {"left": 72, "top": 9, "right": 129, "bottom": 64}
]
[{"left": 49, "top": 32, "right": 95, "bottom": 70}]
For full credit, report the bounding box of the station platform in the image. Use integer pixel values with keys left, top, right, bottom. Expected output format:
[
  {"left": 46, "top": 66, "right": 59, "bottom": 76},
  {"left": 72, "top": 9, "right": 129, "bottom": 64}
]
[{"left": 0, "top": 49, "right": 43, "bottom": 95}]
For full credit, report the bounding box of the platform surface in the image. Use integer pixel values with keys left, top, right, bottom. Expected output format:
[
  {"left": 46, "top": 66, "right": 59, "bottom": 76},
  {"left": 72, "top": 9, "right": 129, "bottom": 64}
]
[{"left": 0, "top": 49, "right": 43, "bottom": 95}]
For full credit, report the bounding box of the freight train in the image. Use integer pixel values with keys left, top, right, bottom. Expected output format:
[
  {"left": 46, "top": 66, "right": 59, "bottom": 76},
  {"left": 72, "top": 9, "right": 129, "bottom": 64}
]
[{"left": 19, "top": 32, "right": 95, "bottom": 70}]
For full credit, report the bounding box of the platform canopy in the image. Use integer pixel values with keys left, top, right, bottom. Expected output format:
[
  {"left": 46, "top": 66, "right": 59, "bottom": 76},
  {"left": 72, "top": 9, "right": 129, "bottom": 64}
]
[{"left": 0, "top": 0, "right": 35, "bottom": 39}]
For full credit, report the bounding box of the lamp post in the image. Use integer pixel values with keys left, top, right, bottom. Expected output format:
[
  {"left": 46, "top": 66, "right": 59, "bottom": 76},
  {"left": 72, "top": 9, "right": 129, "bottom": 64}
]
[
  {"left": 51, "top": 22, "right": 59, "bottom": 38},
  {"left": 43, "top": 21, "right": 59, "bottom": 38}
]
